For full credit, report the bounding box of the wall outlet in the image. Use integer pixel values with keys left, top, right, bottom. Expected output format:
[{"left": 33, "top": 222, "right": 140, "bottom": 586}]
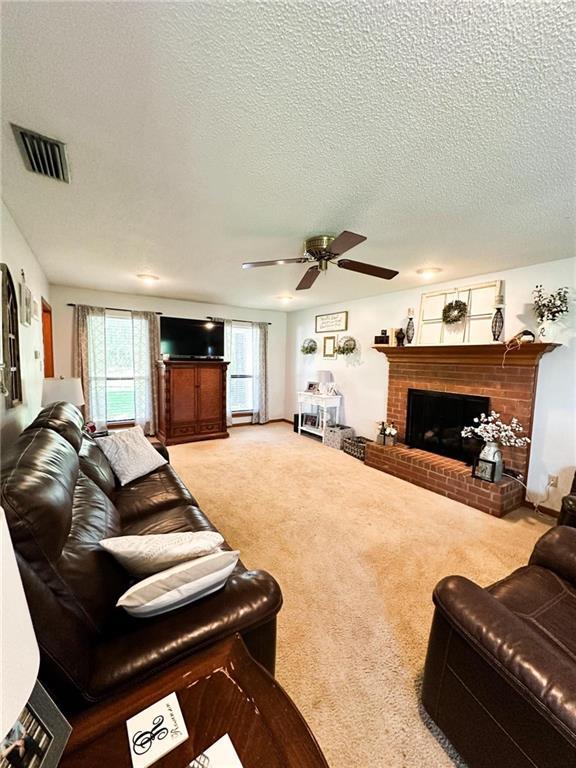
[{"left": 548, "top": 474, "right": 558, "bottom": 488}]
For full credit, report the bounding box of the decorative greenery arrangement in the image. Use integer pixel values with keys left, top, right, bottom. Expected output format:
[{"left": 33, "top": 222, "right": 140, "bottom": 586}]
[
  {"left": 442, "top": 299, "right": 468, "bottom": 325},
  {"left": 336, "top": 336, "right": 357, "bottom": 355},
  {"left": 532, "top": 285, "right": 569, "bottom": 323},
  {"left": 461, "top": 411, "right": 530, "bottom": 447},
  {"left": 301, "top": 338, "right": 317, "bottom": 355}
]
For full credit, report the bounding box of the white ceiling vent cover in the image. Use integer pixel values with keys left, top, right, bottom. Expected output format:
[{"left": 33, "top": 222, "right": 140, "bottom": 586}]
[{"left": 11, "top": 124, "right": 70, "bottom": 183}]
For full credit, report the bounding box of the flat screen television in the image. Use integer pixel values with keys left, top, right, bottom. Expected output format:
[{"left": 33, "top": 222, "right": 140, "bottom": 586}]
[{"left": 160, "top": 317, "right": 224, "bottom": 359}]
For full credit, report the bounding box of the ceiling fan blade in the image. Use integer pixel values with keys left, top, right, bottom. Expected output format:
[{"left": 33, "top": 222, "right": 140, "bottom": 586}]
[
  {"left": 296, "top": 266, "right": 321, "bottom": 290},
  {"left": 328, "top": 231, "right": 367, "bottom": 256},
  {"left": 242, "top": 258, "right": 306, "bottom": 269},
  {"left": 337, "top": 259, "right": 399, "bottom": 280}
]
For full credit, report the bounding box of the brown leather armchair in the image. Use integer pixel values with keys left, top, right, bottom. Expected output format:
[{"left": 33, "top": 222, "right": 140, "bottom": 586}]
[
  {"left": 2, "top": 403, "right": 282, "bottom": 715},
  {"left": 422, "top": 525, "right": 576, "bottom": 768}
]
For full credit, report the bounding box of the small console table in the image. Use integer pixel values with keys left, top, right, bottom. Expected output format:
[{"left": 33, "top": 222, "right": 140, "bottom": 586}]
[{"left": 297, "top": 391, "right": 341, "bottom": 442}]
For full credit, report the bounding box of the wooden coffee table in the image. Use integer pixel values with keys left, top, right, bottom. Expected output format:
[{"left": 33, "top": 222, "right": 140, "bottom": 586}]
[{"left": 60, "top": 634, "right": 329, "bottom": 767}]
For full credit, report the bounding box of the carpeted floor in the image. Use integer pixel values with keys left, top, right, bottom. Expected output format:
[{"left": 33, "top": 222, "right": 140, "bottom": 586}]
[{"left": 170, "top": 423, "right": 552, "bottom": 768}]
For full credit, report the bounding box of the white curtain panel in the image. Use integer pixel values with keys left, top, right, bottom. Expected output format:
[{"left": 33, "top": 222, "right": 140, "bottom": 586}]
[
  {"left": 251, "top": 322, "right": 268, "bottom": 424},
  {"left": 223, "top": 319, "right": 233, "bottom": 426},
  {"left": 72, "top": 304, "right": 107, "bottom": 428},
  {"left": 131, "top": 311, "right": 159, "bottom": 435}
]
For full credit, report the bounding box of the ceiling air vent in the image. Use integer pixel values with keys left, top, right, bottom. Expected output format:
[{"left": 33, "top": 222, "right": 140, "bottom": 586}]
[{"left": 11, "top": 124, "right": 70, "bottom": 183}]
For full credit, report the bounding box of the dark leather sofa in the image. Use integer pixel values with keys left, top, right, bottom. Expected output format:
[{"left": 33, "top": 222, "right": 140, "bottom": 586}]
[
  {"left": 422, "top": 525, "right": 576, "bottom": 768},
  {"left": 1, "top": 402, "right": 282, "bottom": 715}
]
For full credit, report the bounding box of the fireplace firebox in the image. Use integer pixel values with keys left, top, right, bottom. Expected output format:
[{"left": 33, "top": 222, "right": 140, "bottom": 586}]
[{"left": 406, "top": 389, "right": 488, "bottom": 463}]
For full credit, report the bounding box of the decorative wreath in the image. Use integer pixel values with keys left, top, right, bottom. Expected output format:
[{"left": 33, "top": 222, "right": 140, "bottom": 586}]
[
  {"left": 336, "top": 336, "right": 357, "bottom": 355},
  {"left": 301, "top": 338, "right": 317, "bottom": 355},
  {"left": 442, "top": 300, "right": 468, "bottom": 325}
]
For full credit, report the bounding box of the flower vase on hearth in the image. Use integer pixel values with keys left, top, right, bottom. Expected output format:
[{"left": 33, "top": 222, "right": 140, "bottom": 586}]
[{"left": 479, "top": 441, "right": 503, "bottom": 482}]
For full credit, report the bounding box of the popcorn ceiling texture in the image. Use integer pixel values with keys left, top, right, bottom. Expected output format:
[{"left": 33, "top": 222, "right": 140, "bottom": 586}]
[{"left": 2, "top": 1, "right": 574, "bottom": 309}]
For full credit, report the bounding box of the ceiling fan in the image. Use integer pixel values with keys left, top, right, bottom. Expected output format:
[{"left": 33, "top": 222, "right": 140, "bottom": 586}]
[{"left": 241, "top": 231, "right": 399, "bottom": 290}]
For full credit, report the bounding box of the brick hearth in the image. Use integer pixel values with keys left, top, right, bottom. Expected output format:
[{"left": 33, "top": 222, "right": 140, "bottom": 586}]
[
  {"left": 367, "top": 343, "right": 558, "bottom": 516},
  {"left": 365, "top": 443, "right": 524, "bottom": 517}
]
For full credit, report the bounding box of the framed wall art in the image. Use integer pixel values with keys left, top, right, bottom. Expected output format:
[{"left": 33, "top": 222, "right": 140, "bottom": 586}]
[
  {"left": 315, "top": 311, "right": 348, "bottom": 333},
  {"left": 323, "top": 336, "right": 336, "bottom": 358}
]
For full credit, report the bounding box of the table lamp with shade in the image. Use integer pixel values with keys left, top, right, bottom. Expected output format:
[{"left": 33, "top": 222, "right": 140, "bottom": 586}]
[
  {"left": 1, "top": 507, "right": 40, "bottom": 740},
  {"left": 42, "top": 377, "right": 85, "bottom": 409},
  {"left": 315, "top": 370, "right": 334, "bottom": 394}
]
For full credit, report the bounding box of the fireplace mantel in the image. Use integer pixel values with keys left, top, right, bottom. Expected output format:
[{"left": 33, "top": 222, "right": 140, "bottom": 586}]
[{"left": 372, "top": 342, "right": 559, "bottom": 367}]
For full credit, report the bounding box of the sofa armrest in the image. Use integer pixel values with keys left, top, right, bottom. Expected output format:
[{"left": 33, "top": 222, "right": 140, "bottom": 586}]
[
  {"left": 433, "top": 575, "right": 576, "bottom": 734},
  {"left": 529, "top": 525, "right": 576, "bottom": 585}
]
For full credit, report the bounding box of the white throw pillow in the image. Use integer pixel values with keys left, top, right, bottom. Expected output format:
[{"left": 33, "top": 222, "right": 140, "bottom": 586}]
[
  {"left": 100, "top": 531, "right": 224, "bottom": 576},
  {"left": 96, "top": 426, "right": 167, "bottom": 485},
  {"left": 117, "top": 550, "right": 240, "bottom": 617}
]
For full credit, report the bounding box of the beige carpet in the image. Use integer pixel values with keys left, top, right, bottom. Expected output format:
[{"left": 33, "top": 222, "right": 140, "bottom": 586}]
[{"left": 170, "top": 424, "right": 552, "bottom": 768}]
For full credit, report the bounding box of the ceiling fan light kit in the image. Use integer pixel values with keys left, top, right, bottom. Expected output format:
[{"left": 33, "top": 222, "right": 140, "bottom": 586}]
[{"left": 242, "top": 231, "right": 399, "bottom": 292}]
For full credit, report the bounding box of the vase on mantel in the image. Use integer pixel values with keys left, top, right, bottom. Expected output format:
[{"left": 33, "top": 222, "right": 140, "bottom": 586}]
[
  {"left": 538, "top": 319, "right": 557, "bottom": 342},
  {"left": 479, "top": 441, "right": 503, "bottom": 482}
]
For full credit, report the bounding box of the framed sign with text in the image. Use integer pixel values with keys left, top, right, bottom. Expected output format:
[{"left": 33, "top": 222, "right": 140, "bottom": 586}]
[{"left": 315, "top": 311, "right": 348, "bottom": 333}]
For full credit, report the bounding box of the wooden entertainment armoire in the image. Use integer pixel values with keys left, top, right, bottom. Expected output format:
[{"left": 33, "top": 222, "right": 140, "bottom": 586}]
[{"left": 157, "top": 360, "right": 229, "bottom": 445}]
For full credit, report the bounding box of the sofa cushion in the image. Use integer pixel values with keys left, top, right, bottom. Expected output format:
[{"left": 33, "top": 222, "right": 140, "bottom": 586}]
[
  {"left": 26, "top": 401, "right": 85, "bottom": 452},
  {"left": 97, "top": 427, "right": 167, "bottom": 485},
  {"left": 114, "top": 465, "right": 196, "bottom": 522},
  {"left": 58, "top": 472, "right": 130, "bottom": 633},
  {"left": 100, "top": 531, "right": 224, "bottom": 576},
  {"left": 489, "top": 565, "right": 576, "bottom": 660},
  {"left": 1, "top": 428, "right": 77, "bottom": 561},
  {"left": 79, "top": 436, "right": 117, "bottom": 498},
  {"left": 116, "top": 549, "right": 240, "bottom": 617},
  {"left": 122, "top": 504, "right": 216, "bottom": 536}
]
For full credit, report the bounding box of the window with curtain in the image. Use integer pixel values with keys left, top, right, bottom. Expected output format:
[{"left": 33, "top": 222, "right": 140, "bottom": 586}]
[
  {"left": 224, "top": 319, "right": 268, "bottom": 424},
  {"left": 73, "top": 305, "right": 159, "bottom": 433},
  {"left": 229, "top": 322, "right": 254, "bottom": 412}
]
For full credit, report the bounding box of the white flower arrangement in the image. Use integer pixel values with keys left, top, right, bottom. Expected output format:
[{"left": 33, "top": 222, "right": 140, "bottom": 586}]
[
  {"left": 532, "top": 285, "right": 569, "bottom": 323},
  {"left": 461, "top": 411, "right": 530, "bottom": 447},
  {"left": 377, "top": 421, "right": 398, "bottom": 436}
]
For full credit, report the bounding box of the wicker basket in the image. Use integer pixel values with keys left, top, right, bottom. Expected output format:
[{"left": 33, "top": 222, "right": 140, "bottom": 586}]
[
  {"left": 342, "top": 436, "right": 373, "bottom": 460},
  {"left": 324, "top": 425, "right": 355, "bottom": 450}
]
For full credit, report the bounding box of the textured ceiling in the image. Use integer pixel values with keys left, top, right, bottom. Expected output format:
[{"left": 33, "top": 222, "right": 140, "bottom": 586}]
[{"left": 2, "top": 1, "right": 574, "bottom": 311}]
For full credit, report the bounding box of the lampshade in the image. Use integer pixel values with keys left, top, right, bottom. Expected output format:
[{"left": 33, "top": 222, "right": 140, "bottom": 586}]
[
  {"left": 1, "top": 507, "right": 40, "bottom": 738},
  {"left": 42, "top": 377, "right": 85, "bottom": 406},
  {"left": 315, "top": 370, "right": 333, "bottom": 384}
]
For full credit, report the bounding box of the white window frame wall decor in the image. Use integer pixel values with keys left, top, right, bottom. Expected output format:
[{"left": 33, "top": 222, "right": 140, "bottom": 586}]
[{"left": 416, "top": 280, "right": 502, "bottom": 346}]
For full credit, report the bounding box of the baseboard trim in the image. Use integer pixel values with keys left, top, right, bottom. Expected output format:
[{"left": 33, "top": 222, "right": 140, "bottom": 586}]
[
  {"left": 228, "top": 418, "right": 290, "bottom": 428},
  {"left": 523, "top": 500, "right": 559, "bottom": 519}
]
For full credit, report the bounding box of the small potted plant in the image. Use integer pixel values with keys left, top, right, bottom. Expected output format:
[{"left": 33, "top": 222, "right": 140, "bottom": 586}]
[
  {"left": 461, "top": 411, "right": 530, "bottom": 482},
  {"left": 532, "top": 284, "right": 569, "bottom": 340}
]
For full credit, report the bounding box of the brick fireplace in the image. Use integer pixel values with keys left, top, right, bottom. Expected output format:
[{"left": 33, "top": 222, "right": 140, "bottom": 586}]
[{"left": 365, "top": 343, "right": 558, "bottom": 516}]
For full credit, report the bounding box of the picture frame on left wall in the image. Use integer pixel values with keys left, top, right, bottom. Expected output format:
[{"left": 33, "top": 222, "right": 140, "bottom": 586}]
[
  {"left": 1, "top": 681, "right": 72, "bottom": 768},
  {"left": 19, "top": 282, "right": 32, "bottom": 326}
]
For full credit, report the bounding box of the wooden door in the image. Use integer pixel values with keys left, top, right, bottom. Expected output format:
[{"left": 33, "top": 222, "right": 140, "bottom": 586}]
[
  {"left": 196, "top": 365, "right": 223, "bottom": 432},
  {"left": 170, "top": 366, "right": 197, "bottom": 431},
  {"left": 42, "top": 299, "right": 54, "bottom": 377}
]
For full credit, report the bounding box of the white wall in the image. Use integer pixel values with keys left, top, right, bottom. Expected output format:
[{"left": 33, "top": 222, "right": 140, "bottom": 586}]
[
  {"left": 49, "top": 285, "right": 288, "bottom": 421},
  {"left": 285, "top": 258, "right": 576, "bottom": 510},
  {"left": 0, "top": 202, "right": 50, "bottom": 448}
]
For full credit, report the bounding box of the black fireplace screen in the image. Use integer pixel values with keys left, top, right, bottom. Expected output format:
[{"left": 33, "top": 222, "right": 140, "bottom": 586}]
[{"left": 406, "top": 389, "right": 489, "bottom": 463}]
